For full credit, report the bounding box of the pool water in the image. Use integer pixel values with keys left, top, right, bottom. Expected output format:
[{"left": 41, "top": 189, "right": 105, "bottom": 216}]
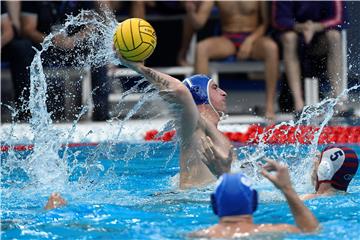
[{"left": 1, "top": 143, "right": 360, "bottom": 239}]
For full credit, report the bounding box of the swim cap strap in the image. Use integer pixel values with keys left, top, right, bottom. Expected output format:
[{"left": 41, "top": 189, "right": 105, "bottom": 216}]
[
  {"left": 219, "top": 111, "right": 229, "bottom": 121},
  {"left": 207, "top": 80, "right": 220, "bottom": 118}
]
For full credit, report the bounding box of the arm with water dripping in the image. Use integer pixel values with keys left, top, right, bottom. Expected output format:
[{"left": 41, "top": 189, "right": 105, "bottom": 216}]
[{"left": 115, "top": 53, "right": 200, "bottom": 141}]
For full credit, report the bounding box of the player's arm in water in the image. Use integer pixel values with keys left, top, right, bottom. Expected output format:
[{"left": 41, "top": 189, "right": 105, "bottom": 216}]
[
  {"left": 261, "top": 160, "right": 319, "bottom": 232},
  {"left": 115, "top": 53, "right": 199, "bottom": 142}
]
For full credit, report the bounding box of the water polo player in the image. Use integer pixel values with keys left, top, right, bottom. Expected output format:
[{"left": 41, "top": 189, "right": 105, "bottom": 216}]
[
  {"left": 191, "top": 160, "right": 319, "bottom": 238},
  {"left": 115, "top": 53, "right": 236, "bottom": 189},
  {"left": 302, "top": 145, "right": 359, "bottom": 200}
]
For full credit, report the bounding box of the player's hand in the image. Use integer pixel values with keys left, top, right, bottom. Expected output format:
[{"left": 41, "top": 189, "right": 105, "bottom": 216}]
[
  {"left": 261, "top": 159, "right": 292, "bottom": 191},
  {"left": 113, "top": 44, "right": 144, "bottom": 69},
  {"left": 200, "top": 136, "right": 232, "bottom": 176},
  {"left": 237, "top": 38, "right": 253, "bottom": 60},
  {"left": 201, "top": 136, "right": 231, "bottom": 162}
]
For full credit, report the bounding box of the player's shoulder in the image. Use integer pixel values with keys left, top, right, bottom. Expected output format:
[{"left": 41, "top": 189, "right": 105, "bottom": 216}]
[{"left": 257, "top": 223, "right": 301, "bottom": 233}]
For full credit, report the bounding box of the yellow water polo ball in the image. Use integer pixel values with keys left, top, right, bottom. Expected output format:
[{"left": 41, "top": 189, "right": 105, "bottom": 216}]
[{"left": 113, "top": 18, "right": 157, "bottom": 62}]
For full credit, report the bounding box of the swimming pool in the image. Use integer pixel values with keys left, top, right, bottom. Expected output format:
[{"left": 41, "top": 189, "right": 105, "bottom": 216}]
[{"left": 1, "top": 142, "right": 359, "bottom": 239}]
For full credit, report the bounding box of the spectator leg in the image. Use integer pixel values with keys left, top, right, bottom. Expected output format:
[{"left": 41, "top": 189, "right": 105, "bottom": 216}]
[
  {"left": 177, "top": 15, "right": 195, "bottom": 66},
  {"left": 130, "top": 1, "right": 146, "bottom": 18},
  {"left": 281, "top": 31, "right": 304, "bottom": 112},
  {"left": 6, "top": 39, "right": 34, "bottom": 121},
  {"left": 195, "top": 36, "right": 236, "bottom": 74},
  {"left": 251, "top": 36, "right": 279, "bottom": 120},
  {"left": 326, "top": 30, "right": 343, "bottom": 100}
]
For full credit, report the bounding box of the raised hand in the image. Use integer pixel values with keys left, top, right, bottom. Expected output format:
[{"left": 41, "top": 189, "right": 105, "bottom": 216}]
[
  {"left": 262, "top": 160, "right": 319, "bottom": 232},
  {"left": 261, "top": 159, "right": 292, "bottom": 191}
]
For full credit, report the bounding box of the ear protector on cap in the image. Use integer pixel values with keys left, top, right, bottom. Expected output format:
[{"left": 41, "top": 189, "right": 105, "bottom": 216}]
[
  {"left": 182, "top": 74, "right": 211, "bottom": 105},
  {"left": 183, "top": 74, "right": 229, "bottom": 120}
]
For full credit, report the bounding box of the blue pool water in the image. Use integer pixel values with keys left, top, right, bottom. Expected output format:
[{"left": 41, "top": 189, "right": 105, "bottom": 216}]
[{"left": 1, "top": 143, "right": 360, "bottom": 239}]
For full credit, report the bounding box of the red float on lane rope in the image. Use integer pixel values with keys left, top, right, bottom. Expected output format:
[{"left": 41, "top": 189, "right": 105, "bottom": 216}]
[{"left": 143, "top": 125, "right": 360, "bottom": 144}]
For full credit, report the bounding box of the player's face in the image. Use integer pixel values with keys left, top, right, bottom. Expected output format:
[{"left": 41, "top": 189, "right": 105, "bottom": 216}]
[{"left": 209, "top": 81, "right": 227, "bottom": 113}]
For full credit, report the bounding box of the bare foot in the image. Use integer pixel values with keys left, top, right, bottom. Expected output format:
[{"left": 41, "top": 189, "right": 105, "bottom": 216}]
[
  {"left": 44, "top": 192, "right": 67, "bottom": 210},
  {"left": 265, "top": 110, "right": 276, "bottom": 125}
]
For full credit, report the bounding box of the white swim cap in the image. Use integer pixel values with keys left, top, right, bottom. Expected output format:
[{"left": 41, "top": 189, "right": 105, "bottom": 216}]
[
  {"left": 316, "top": 146, "right": 359, "bottom": 191},
  {"left": 317, "top": 147, "right": 345, "bottom": 181}
]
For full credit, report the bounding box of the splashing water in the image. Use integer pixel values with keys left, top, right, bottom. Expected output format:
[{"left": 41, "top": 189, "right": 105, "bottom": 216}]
[
  {"left": 23, "top": 9, "right": 119, "bottom": 190},
  {"left": 1, "top": 6, "right": 359, "bottom": 199},
  {"left": 1, "top": 7, "right": 181, "bottom": 195},
  {"left": 234, "top": 84, "right": 360, "bottom": 195},
  {"left": 1, "top": 9, "right": 118, "bottom": 189},
  {"left": 2, "top": 7, "right": 360, "bottom": 240}
]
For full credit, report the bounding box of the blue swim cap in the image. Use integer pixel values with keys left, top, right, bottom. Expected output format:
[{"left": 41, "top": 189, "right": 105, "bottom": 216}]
[
  {"left": 211, "top": 173, "right": 258, "bottom": 218},
  {"left": 182, "top": 74, "right": 212, "bottom": 105}
]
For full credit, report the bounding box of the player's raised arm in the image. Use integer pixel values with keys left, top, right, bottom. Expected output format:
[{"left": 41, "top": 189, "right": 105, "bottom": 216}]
[
  {"left": 261, "top": 160, "right": 319, "bottom": 232},
  {"left": 115, "top": 50, "right": 199, "bottom": 142}
]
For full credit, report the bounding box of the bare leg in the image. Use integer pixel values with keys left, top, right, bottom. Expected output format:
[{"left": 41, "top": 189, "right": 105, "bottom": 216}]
[
  {"left": 6, "top": 1, "right": 21, "bottom": 33},
  {"left": 195, "top": 36, "right": 236, "bottom": 74},
  {"left": 44, "top": 192, "right": 67, "bottom": 210},
  {"left": 177, "top": 16, "right": 195, "bottom": 66},
  {"left": 130, "top": 1, "right": 147, "bottom": 18},
  {"left": 326, "top": 30, "right": 344, "bottom": 101},
  {"left": 281, "top": 32, "right": 304, "bottom": 112},
  {"left": 251, "top": 37, "right": 279, "bottom": 122}
]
